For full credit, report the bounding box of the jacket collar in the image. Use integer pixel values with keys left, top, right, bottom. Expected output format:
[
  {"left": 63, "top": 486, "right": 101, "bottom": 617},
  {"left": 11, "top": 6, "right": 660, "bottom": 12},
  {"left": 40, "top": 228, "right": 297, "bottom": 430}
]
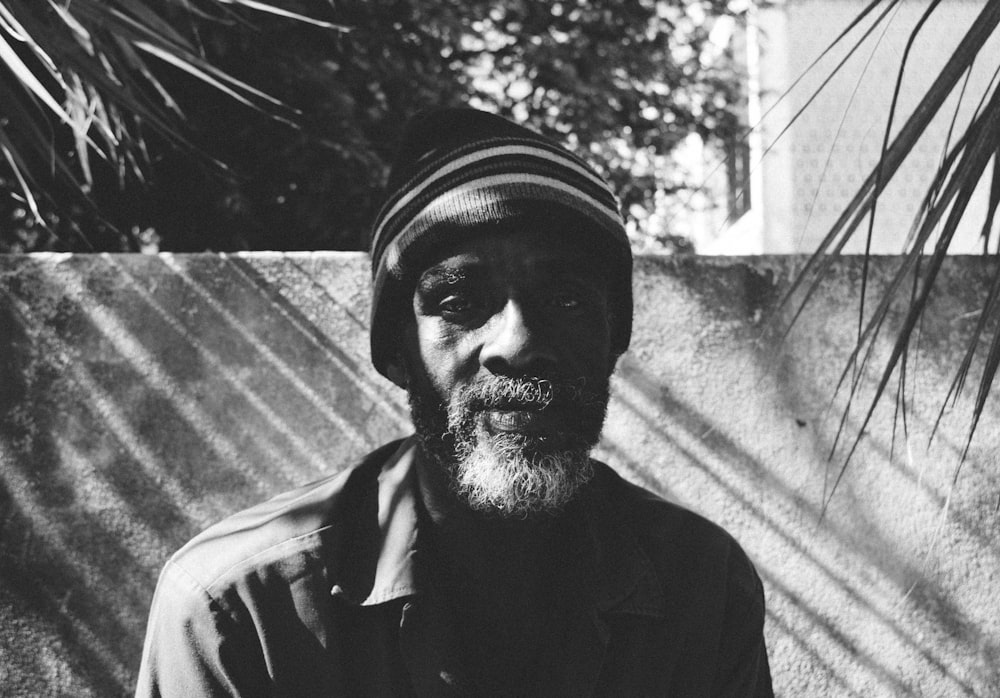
[
  {"left": 577, "top": 466, "right": 668, "bottom": 618},
  {"left": 358, "top": 436, "right": 423, "bottom": 606},
  {"left": 332, "top": 437, "right": 666, "bottom": 619}
]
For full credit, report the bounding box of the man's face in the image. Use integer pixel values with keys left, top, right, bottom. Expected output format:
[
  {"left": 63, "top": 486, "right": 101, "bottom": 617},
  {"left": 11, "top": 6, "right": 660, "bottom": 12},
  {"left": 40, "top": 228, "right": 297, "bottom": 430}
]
[{"left": 398, "top": 226, "right": 618, "bottom": 518}]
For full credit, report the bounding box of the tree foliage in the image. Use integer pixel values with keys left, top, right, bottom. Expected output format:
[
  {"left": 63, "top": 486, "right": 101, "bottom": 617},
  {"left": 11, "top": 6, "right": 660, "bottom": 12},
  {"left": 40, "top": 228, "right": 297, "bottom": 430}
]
[
  {"left": 0, "top": 0, "right": 346, "bottom": 252},
  {"left": 1, "top": 0, "right": 745, "bottom": 253}
]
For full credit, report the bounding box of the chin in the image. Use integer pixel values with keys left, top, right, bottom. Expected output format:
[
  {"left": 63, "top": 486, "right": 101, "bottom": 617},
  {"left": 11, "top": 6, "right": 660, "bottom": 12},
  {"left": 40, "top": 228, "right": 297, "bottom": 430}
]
[
  {"left": 405, "top": 372, "right": 607, "bottom": 517},
  {"left": 449, "top": 428, "right": 595, "bottom": 519}
]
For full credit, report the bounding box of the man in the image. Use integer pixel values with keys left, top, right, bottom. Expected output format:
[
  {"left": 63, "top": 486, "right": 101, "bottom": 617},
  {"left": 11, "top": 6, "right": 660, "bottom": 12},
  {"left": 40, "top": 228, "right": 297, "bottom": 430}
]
[{"left": 136, "top": 108, "right": 773, "bottom": 697}]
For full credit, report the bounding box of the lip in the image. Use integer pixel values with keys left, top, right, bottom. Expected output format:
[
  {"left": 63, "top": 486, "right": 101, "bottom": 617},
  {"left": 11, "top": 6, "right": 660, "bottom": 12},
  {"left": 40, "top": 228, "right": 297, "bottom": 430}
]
[{"left": 483, "top": 409, "right": 550, "bottom": 434}]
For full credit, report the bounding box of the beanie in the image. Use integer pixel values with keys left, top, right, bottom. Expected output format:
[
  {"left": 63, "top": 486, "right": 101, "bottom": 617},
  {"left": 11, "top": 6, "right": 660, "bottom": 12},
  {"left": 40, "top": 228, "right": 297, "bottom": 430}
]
[{"left": 369, "top": 107, "right": 633, "bottom": 379}]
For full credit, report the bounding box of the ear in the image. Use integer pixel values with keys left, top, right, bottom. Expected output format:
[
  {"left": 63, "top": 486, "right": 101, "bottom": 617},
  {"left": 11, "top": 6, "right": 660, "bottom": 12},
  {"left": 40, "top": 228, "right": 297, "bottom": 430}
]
[
  {"left": 606, "top": 349, "right": 622, "bottom": 379},
  {"left": 384, "top": 356, "right": 409, "bottom": 390}
]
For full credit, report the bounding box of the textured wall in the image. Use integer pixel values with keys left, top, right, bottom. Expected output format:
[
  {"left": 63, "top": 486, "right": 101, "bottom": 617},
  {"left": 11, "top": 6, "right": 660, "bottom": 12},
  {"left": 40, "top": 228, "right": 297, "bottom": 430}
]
[{"left": 1, "top": 252, "right": 997, "bottom": 697}]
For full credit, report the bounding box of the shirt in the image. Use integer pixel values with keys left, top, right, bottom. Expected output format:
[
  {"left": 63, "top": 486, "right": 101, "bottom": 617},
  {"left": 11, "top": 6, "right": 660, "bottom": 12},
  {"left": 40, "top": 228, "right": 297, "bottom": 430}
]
[{"left": 135, "top": 437, "right": 773, "bottom": 697}]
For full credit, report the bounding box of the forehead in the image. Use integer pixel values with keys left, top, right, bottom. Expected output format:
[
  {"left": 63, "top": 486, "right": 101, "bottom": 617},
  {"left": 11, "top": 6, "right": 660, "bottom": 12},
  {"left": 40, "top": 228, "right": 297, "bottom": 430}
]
[{"left": 414, "top": 226, "right": 606, "bottom": 284}]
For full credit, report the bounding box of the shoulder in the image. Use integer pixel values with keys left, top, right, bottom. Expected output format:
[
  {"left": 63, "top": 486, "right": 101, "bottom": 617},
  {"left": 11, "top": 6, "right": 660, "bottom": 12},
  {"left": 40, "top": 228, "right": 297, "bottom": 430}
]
[
  {"left": 591, "top": 461, "right": 738, "bottom": 549},
  {"left": 591, "top": 462, "right": 763, "bottom": 603},
  {"left": 166, "top": 439, "right": 405, "bottom": 594}
]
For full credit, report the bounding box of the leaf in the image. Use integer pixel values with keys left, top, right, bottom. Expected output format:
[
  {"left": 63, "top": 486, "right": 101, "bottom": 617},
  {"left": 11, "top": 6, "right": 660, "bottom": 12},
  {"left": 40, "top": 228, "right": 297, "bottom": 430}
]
[
  {"left": 113, "top": 0, "right": 200, "bottom": 48},
  {"left": 822, "top": 85, "right": 1000, "bottom": 509},
  {"left": 0, "top": 30, "right": 74, "bottom": 127},
  {"left": 770, "top": 0, "right": 1000, "bottom": 508},
  {"left": 132, "top": 40, "right": 297, "bottom": 121},
  {"left": 112, "top": 35, "right": 184, "bottom": 116},
  {"left": 0, "top": 136, "right": 42, "bottom": 222},
  {"left": 778, "top": 0, "right": 1000, "bottom": 326},
  {"left": 218, "top": 0, "right": 352, "bottom": 31},
  {"left": 47, "top": 0, "right": 95, "bottom": 56},
  {"left": 1, "top": 0, "right": 318, "bottom": 246}
]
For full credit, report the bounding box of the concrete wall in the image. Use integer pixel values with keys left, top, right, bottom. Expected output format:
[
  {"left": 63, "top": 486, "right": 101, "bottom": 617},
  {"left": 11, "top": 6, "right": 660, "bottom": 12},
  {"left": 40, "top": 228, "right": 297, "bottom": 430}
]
[{"left": 1, "top": 252, "right": 997, "bottom": 697}]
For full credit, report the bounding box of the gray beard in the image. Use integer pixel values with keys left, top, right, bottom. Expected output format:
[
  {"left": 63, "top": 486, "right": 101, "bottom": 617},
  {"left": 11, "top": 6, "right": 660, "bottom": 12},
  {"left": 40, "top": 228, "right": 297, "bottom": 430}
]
[
  {"left": 408, "top": 375, "right": 607, "bottom": 518},
  {"left": 448, "top": 423, "right": 595, "bottom": 518}
]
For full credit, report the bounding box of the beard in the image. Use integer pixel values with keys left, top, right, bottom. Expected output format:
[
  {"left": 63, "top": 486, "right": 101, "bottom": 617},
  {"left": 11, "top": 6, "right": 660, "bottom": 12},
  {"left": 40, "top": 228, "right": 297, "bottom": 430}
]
[{"left": 407, "top": 372, "right": 610, "bottom": 518}]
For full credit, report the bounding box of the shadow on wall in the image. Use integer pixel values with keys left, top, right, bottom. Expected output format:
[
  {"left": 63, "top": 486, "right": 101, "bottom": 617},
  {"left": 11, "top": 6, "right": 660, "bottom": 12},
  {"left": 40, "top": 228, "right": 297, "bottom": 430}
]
[
  {"left": 597, "top": 254, "right": 1000, "bottom": 696},
  {"left": 603, "top": 358, "right": 995, "bottom": 697},
  {"left": 0, "top": 253, "right": 407, "bottom": 696},
  {"left": 1, "top": 253, "right": 999, "bottom": 697}
]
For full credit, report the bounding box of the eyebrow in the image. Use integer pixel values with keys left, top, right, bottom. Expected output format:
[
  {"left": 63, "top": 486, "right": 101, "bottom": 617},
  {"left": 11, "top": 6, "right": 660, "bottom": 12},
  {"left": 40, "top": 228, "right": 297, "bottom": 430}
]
[
  {"left": 415, "top": 265, "right": 475, "bottom": 293},
  {"left": 534, "top": 256, "right": 604, "bottom": 282}
]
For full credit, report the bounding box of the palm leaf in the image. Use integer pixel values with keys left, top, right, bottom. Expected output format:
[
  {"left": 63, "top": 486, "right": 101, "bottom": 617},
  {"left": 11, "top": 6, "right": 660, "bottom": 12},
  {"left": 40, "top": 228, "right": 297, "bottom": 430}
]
[
  {"left": 823, "top": 94, "right": 1000, "bottom": 510},
  {"left": 779, "top": 0, "right": 1000, "bottom": 505},
  {"left": 0, "top": 0, "right": 347, "bottom": 248},
  {"left": 218, "top": 0, "right": 351, "bottom": 31},
  {"left": 0, "top": 25, "right": 76, "bottom": 130},
  {"left": 781, "top": 1, "right": 1000, "bottom": 322}
]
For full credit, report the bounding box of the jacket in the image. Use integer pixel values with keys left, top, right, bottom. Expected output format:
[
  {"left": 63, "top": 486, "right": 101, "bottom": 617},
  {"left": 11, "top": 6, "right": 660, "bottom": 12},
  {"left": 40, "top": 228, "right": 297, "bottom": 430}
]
[{"left": 135, "top": 437, "right": 773, "bottom": 697}]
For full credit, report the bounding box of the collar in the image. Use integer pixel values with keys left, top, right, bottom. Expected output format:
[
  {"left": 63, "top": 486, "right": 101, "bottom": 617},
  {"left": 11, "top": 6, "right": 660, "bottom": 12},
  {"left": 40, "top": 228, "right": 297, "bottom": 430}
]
[
  {"left": 361, "top": 436, "right": 424, "bottom": 606},
  {"left": 577, "top": 465, "right": 668, "bottom": 619},
  {"left": 332, "top": 437, "right": 666, "bottom": 620}
]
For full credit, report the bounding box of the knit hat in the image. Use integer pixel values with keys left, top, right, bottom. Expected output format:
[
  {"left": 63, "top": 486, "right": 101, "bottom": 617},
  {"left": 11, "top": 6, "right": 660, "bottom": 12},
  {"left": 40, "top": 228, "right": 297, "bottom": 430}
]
[{"left": 369, "top": 107, "right": 633, "bottom": 379}]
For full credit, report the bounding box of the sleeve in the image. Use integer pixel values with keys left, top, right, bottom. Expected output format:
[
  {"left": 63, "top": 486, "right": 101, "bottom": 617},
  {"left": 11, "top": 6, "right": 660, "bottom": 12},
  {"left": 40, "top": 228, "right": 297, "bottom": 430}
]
[
  {"left": 135, "top": 560, "right": 268, "bottom": 698},
  {"left": 711, "top": 548, "right": 775, "bottom": 698}
]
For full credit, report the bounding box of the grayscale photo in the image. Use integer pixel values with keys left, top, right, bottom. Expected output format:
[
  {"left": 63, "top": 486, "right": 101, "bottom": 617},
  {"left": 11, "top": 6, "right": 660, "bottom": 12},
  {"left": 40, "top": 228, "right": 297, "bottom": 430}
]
[{"left": 1, "top": 1, "right": 998, "bottom": 696}]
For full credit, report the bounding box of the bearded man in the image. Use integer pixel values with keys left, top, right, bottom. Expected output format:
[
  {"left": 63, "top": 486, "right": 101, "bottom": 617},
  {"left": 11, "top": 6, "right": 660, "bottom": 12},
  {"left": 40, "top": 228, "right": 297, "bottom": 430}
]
[{"left": 136, "top": 108, "right": 773, "bottom": 697}]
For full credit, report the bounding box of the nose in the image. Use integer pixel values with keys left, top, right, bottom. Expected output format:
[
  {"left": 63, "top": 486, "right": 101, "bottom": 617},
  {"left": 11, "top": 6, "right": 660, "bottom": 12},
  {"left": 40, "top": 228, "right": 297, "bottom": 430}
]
[{"left": 480, "top": 299, "right": 557, "bottom": 374}]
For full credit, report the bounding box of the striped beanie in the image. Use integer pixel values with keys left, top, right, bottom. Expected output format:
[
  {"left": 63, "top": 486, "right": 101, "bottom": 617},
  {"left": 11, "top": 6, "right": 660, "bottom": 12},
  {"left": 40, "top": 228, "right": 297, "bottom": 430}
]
[{"left": 369, "top": 107, "right": 633, "bottom": 379}]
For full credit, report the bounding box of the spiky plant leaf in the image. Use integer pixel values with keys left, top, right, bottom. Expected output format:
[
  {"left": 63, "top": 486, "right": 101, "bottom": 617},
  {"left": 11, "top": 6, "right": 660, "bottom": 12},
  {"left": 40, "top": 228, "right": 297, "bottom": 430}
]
[
  {"left": 0, "top": 0, "right": 346, "bottom": 249},
  {"left": 778, "top": 0, "right": 1000, "bottom": 505}
]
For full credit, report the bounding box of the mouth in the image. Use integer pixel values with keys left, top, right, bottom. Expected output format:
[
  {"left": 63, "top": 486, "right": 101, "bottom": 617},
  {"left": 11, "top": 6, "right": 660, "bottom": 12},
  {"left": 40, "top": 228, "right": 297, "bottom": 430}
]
[{"left": 480, "top": 405, "right": 565, "bottom": 436}]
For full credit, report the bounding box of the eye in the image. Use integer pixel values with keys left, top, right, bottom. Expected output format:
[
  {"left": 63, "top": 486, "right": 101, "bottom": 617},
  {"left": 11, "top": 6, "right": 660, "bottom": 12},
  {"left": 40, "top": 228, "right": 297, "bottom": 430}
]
[
  {"left": 550, "top": 291, "right": 582, "bottom": 310},
  {"left": 546, "top": 280, "right": 594, "bottom": 313},
  {"left": 438, "top": 294, "right": 475, "bottom": 316}
]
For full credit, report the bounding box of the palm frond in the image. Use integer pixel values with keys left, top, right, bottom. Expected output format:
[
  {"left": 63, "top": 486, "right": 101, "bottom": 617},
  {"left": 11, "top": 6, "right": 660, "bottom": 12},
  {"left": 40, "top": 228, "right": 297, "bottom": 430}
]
[
  {"left": 0, "top": 0, "right": 346, "bottom": 248},
  {"left": 782, "top": 1, "right": 1000, "bottom": 314},
  {"left": 779, "top": 0, "right": 1000, "bottom": 505},
  {"left": 217, "top": 0, "right": 351, "bottom": 30}
]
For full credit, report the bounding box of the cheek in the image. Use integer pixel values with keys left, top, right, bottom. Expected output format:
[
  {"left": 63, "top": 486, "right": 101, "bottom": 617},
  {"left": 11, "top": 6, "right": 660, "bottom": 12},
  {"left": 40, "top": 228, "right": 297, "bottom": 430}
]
[
  {"left": 555, "top": 316, "right": 613, "bottom": 377},
  {"left": 410, "top": 318, "right": 479, "bottom": 395}
]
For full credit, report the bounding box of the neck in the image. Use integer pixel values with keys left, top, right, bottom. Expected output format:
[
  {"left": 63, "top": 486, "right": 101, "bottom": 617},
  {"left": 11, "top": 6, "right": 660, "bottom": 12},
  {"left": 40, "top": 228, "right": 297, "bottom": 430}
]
[
  {"left": 414, "top": 446, "right": 566, "bottom": 576},
  {"left": 412, "top": 444, "right": 589, "bottom": 694}
]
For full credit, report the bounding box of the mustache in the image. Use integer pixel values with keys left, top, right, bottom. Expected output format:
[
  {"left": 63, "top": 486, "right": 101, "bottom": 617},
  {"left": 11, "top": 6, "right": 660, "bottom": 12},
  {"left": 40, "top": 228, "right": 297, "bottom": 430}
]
[{"left": 461, "top": 375, "right": 603, "bottom": 411}]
